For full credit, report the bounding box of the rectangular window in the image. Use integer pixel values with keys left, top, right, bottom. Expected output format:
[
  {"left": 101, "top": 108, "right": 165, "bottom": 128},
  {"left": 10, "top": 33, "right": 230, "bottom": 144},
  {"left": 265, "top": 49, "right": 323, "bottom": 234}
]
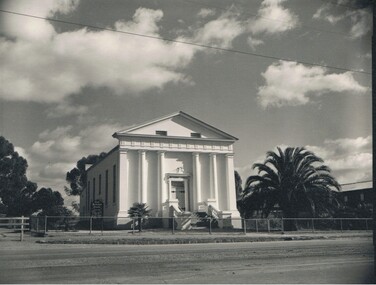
[
  {"left": 87, "top": 181, "right": 90, "bottom": 211},
  {"left": 156, "top": 130, "right": 167, "bottom": 136},
  {"left": 99, "top": 174, "right": 102, "bottom": 195},
  {"left": 105, "top": 170, "right": 108, "bottom": 206},
  {"left": 360, "top": 193, "right": 364, "bottom": 201},
  {"left": 113, "top": 164, "right": 116, "bottom": 203},
  {"left": 93, "top": 178, "right": 96, "bottom": 201},
  {"left": 191, "top": 132, "right": 201, "bottom": 138}
]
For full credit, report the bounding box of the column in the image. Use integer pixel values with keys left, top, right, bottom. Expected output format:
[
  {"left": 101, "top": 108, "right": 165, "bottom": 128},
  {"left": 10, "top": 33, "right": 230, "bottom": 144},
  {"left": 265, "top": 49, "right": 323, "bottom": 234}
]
[
  {"left": 157, "top": 151, "right": 166, "bottom": 212},
  {"left": 118, "top": 149, "right": 128, "bottom": 217},
  {"left": 209, "top": 153, "right": 219, "bottom": 203},
  {"left": 192, "top": 152, "right": 201, "bottom": 209},
  {"left": 138, "top": 150, "right": 147, "bottom": 203},
  {"left": 225, "top": 153, "right": 237, "bottom": 211}
]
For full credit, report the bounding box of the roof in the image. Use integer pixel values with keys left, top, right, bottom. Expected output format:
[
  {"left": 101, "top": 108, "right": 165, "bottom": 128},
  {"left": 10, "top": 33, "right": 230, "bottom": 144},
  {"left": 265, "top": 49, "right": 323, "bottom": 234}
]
[
  {"left": 113, "top": 111, "right": 238, "bottom": 141},
  {"left": 340, "top": 180, "right": 373, "bottom": 192}
]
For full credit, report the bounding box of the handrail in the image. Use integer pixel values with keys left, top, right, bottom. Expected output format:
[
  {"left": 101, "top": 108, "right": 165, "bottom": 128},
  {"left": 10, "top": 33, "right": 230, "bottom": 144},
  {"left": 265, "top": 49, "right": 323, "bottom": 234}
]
[{"left": 208, "top": 204, "right": 221, "bottom": 219}]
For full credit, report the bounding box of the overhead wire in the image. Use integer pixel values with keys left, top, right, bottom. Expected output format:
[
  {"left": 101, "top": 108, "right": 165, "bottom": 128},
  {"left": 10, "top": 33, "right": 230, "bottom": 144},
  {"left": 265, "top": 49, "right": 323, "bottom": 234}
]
[{"left": 0, "top": 9, "right": 371, "bottom": 75}]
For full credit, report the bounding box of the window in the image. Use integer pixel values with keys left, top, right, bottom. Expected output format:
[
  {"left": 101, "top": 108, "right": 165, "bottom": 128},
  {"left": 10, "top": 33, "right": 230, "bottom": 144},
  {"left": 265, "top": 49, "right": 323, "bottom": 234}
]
[
  {"left": 344, "top": 195, "right": 348, "bottom": 202},
  {"left": 113, "top": 164, "right": 116, "bottom": 203},
  {"left": 99, "top": 174, "right": 102, "bottom": 195},
  {"left": 105, "top": 170, "right": 108, "bottom": 206},
  {"left": 191, "top": 132, "right": 201, "bottom": 138},
  {"left": 156, "top": 130, "right": 167, "bottom": 136},
  {"left": 360, "top": 193, "right": 364, "bottom": 202},
  {"left": 93, "top": 178, "right": 96, "bottom": 201}
]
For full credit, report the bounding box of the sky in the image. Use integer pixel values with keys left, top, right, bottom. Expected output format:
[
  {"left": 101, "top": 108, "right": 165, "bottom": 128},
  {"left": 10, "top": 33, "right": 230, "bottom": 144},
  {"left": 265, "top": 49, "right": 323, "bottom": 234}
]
[{"left": 0, "top": 0, "right": 372, "bottom": 207}]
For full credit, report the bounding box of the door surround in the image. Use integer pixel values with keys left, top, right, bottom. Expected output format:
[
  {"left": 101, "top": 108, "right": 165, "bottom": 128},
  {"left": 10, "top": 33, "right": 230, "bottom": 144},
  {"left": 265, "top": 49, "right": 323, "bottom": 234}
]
[{"left": 166, "top": 173, "right": 190, "bottom": 212}]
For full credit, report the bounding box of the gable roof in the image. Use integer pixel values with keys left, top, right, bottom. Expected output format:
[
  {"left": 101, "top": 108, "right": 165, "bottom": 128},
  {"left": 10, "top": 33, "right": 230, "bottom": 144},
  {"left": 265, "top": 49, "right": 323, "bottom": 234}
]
[{"left": 113, "top": 111, "right": 238, "bottom": 141}]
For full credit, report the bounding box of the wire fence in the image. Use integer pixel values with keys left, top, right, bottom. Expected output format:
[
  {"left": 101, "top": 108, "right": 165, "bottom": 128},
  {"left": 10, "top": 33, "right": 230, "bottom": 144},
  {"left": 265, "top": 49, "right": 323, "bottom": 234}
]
[{"left": 27, "top": 216, "right": 373, "bottom": 236}]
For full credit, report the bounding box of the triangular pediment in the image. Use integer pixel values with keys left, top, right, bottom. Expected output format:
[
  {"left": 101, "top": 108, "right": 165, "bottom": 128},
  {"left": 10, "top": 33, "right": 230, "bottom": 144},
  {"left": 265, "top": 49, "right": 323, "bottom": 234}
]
[{"left": 114, "top": 111, "right": 237, "bottom": 141}]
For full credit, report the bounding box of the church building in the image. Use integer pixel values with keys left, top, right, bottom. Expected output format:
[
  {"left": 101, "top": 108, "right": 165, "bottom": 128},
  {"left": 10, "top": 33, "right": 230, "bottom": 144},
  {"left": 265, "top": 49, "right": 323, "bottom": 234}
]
[{"left": 80, "top": 111, "right": 240, "bottom": 228}]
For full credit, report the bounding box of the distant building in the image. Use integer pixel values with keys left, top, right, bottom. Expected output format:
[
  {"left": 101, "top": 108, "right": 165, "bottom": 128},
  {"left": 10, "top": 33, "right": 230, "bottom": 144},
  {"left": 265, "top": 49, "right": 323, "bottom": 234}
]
[
  {"left": 335, "top": 181, "right": 373, "bottom": 218},
  {"left": 80, "top": 111, "right": 240, "bottom": 228},
  {"left": 339, "top": 181, "right": 373, "bottom": 208}
]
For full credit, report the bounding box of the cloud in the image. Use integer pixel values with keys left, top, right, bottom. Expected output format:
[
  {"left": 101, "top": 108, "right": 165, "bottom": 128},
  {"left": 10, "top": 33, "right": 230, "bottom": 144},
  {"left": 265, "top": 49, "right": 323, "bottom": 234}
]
[
  {"left": 0, "top": 1, "right": 302, "bottom": 106},
  {"left": 238, "top": 135, "right": 372, "bottom": 186},
  {"left": 192, "top": 11, "right": 244, "bottom": 49},
  {"left": 23, "top": 122, "right": 123, "bottom": 197},
  {"left": 313, "top": 2, "right": 372, "bottom": 39},
  {"left": 46, "top": 101, "right": 89, "bottom": 118},
  {"left": 0, "top": 4, "right": 197, "bottom": 103},
  {"left": 197, "top": 8, "right": 216, "bottom": 18},
  {"left": 257, "top": 61, "right": 368, "bottom": 108},
  {"left": 0, "top": 0, "right": 80, "bottom": 41},
  {"left": 306, "top": 135, "right": 372, "bottom": 184},
  {"left": 247, "top": 0, "right": 299, "bottom": 35},
  {"left": 247, "top": 36, "right": 264, "bottom": 50}
]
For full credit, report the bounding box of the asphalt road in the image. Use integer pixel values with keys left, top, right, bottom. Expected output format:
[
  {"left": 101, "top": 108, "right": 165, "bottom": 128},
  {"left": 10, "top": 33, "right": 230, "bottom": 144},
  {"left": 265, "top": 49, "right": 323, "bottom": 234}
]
[{"left": 0, "top": 238, "right": 373, "bottom": 283}]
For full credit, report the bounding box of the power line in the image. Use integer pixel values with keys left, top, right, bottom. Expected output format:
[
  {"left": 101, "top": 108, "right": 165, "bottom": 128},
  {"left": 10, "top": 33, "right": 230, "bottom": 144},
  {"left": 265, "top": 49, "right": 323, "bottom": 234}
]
[
  {"left": 0, "top": 9, "right": 371, "bottom": 75},
  {"left": 180, "top": 0, "right": 353, "bottom": 37}
]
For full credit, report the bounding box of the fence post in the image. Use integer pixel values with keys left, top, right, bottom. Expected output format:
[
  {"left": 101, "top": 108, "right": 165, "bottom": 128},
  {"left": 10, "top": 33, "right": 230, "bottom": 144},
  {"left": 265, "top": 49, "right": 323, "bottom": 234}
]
[
  {"left": 44, "top": 216, "right": 47, "bottom": 234},
  {"left": 281, "top": 218, "right": 284, "bottom": 233},
  {"left": 267, "top": 219, "right": 270, "bottom": 233},
  {"left": 172, "top": 217, "right": 175, "bottom": 235},
  {"left": 340, "top": 219, "right": 343, "bottom": 232},
  {"left": 89, "top": 216, "right": 93, "bottom": 234},
  {"left": 20, "top": 216, "right": 24, "bottom": 242},
  {"left": 209, "top": 217, "right": 212, "bottom": 235},
  {"left": 311, "top": 219, "right": 315, "bottom": 233},
  {"left": 255, "top": 219, "right": 258, "bottom": 233},
  {"left": 36, "top": 217, "right": 39, "bottom": 233},
  {"left": 243, "top": 218, "right": 246, "bottom": 235},
  {"left": 101, "top": 218, "right": 103, "bottom": 235},
  {"left": 365, "top": 219, "right": 368, "bottom": 230}
]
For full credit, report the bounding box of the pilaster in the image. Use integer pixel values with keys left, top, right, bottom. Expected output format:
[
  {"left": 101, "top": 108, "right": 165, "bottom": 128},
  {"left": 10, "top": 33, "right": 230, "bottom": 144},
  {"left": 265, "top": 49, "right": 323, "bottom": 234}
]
[
  {"left": 157, "top": 151, "right": 166, "bottom": 212},
  {"left": 225, "top": 153, "right": 237, "bottom": 211},
  {"left": 138, "top": 150, "right": 147, "bottom": 203},
  {"left": 118, "top": 149, "right": 128, "bottom": 217},
  {"left": 192, "top": 152, "right": 201, "bottom": 210}
]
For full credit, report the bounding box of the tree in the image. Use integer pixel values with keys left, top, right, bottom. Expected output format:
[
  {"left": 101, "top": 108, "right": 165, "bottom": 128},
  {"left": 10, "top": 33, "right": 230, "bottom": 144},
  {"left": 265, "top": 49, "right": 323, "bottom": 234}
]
[
  {"left": 241, "top": 147, "right": 340, "bottom": 230},
  {"left": 128, "top": 202, "right": 152, "bottom": 232},
  {"left": 65, "top": 153, "right": 107, "bottom": 196},
  {"left": 0, "top": 136, "right": 38, "bottom": 216},
  {"left": 32, "top": 187, "right": 65, "bottom": 216},
  {"left": 234, "top": 171, "right": 243, "bottom": 211}
]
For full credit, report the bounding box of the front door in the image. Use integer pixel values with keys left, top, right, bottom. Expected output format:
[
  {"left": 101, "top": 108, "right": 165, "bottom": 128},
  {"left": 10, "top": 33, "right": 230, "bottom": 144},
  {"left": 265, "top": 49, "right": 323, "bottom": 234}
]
[{"left": 171, "top": 181, "right": 187, "bottom": 211}]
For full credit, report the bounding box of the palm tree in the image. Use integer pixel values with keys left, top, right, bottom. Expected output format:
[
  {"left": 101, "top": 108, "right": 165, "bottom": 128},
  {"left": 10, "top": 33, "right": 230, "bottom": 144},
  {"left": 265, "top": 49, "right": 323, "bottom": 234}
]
[
  {"left": 128, "top": 202, "right": 152, "bottom": 232},
  {"left": 241, "top": 147, "right": 340, "bottom": 230}
]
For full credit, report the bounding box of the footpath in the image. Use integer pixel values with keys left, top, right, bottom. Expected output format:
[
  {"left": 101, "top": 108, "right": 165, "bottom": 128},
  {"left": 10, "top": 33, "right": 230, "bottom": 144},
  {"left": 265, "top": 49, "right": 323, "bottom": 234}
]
[{"left": 0, "top": 228, "right": 372, "bottom": 246}]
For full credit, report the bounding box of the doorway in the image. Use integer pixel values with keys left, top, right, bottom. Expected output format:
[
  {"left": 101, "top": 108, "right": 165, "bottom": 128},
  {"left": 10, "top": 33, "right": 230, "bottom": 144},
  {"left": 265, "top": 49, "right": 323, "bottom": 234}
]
[{"left": 170, "top": 180, "right": 189, "bottom": 211}]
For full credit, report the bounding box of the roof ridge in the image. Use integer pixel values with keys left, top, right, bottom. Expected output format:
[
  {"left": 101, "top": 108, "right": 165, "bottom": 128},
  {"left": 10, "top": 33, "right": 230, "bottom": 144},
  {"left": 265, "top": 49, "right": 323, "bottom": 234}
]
[{"left": 113, "top": 111, "right": 238, "bottom": 140}]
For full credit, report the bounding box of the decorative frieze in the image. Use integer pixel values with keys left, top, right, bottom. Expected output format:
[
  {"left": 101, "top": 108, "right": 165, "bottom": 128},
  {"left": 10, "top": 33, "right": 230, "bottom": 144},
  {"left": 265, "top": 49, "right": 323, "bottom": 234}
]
[{"left": 119, "top": 137, "right": 233, "bottom": 153}]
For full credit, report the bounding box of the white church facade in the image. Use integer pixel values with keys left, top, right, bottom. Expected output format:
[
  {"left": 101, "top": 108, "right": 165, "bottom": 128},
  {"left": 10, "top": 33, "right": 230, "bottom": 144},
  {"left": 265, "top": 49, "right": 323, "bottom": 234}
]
[{"left": 80, "top": 111, "right": 240, "bottom": 228}]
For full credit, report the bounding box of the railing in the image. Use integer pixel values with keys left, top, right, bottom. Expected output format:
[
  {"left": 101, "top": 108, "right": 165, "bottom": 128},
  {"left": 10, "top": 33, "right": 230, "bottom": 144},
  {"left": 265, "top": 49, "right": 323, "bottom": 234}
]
[
  {"left": 0, "top": 216, "right": 29, "bottom": 241},
  {"left": 243, "top": 217, "right": 373, "bottom": 233},
  {"left": 26, "top": 216, "right": 373, "bottom": 237}
]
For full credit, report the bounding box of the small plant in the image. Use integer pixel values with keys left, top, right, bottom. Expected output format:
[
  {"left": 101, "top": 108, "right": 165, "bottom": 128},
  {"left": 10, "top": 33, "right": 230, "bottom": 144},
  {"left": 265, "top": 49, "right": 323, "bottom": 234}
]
[{"left": 128, "top": 202, "right": 152, "bottom": 232}]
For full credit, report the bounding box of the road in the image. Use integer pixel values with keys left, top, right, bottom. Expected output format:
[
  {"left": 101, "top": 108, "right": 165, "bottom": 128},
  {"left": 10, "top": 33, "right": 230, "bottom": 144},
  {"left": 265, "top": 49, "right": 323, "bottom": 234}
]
[{"left": 0, "top": 238, "right": 373, "bottom": 283}]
